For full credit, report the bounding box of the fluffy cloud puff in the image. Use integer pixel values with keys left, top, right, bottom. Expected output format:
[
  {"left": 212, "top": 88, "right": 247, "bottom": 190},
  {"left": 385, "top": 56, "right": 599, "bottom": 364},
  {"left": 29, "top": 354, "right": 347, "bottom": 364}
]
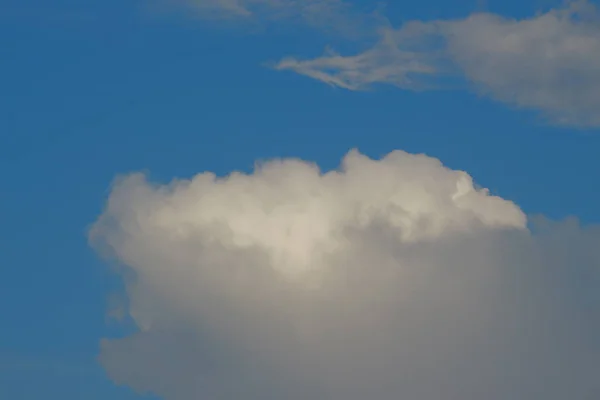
[
  {"left": 90, "top": 149, "right": 600, "bottom": 400},
  {"left": 276, "top": 1, "right": 600, "bottom": 126}
]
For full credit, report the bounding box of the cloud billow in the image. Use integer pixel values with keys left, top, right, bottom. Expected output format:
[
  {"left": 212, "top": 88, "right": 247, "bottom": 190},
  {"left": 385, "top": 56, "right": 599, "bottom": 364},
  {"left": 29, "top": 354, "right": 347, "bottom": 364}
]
[{"left": 90, "top": 149, "right": 600, "bottom": 400}]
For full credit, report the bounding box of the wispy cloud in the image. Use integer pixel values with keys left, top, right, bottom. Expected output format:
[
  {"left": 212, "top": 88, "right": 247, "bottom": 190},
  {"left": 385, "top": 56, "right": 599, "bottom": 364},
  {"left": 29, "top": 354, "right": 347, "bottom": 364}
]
[
  {"left": 276, "top": 1, "right": 600, "bottom": 126},
  {"left": 274, "top": 25, "right": 442, "bottom": 90},
  {"left": 167, "top": 0, "right": 365, "bottom": 32}
]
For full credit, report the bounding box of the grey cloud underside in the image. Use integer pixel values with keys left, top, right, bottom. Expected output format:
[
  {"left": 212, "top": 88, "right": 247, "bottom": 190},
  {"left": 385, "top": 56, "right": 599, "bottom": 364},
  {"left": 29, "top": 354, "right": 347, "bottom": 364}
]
[
  {"left": 276, "top": 1, "right": 600, "bottom": 126},
  {"left": 90, "top": 150, "right": 600, "bottom": 400},
  {"left": 101, "top": 226, "right": 600, "bottom": 400}
]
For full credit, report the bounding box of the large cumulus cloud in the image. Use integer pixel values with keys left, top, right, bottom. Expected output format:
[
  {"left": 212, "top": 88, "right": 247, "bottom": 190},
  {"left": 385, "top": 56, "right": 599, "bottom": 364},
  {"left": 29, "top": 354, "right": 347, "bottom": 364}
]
[{"left": 90, "top": 149, "right": 600, "bottom": 400}]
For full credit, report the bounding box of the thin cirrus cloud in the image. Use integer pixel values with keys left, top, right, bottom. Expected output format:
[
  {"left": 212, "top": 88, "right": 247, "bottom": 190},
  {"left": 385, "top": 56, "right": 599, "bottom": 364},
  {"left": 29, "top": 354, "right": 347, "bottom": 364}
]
[
  {"left": 275, "top": 0, "right": 600, "bottom": 127},
  {"left": 172, "top": 0, "right": 362, "bottom": 31},
  {"left": 181, "top": 0, "right": 339, "bottom": 17},
  {"left": 90, "top": 149, "right": 600, "bottom": 400}
]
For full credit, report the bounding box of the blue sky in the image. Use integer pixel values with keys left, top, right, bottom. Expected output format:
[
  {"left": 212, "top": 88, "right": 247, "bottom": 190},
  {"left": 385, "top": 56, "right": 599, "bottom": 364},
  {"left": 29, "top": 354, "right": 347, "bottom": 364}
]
[{"left": 1, "top": 0, "right": 600, "bottom": 399}]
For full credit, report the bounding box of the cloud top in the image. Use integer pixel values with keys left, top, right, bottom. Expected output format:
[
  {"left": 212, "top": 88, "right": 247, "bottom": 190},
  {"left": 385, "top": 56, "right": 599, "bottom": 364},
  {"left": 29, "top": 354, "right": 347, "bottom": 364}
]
[{"left": 92, "top": 150, "right": 525, "bottom": 279}]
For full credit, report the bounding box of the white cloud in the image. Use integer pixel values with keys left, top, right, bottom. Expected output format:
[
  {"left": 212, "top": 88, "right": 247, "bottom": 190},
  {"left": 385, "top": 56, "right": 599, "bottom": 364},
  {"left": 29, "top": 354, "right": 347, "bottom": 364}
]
[
  {"left": 276, "top": 1, "right": 600, "bottom": 126},
  {"left": 90, "top": 149, "right": 600, "bottom": 400}
]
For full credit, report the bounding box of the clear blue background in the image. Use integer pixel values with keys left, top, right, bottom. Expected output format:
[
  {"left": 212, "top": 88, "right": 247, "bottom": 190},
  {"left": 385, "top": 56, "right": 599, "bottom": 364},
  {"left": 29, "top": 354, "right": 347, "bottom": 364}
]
[{"left": 1, "top": 0, "right": 599, "bottom": 398}]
